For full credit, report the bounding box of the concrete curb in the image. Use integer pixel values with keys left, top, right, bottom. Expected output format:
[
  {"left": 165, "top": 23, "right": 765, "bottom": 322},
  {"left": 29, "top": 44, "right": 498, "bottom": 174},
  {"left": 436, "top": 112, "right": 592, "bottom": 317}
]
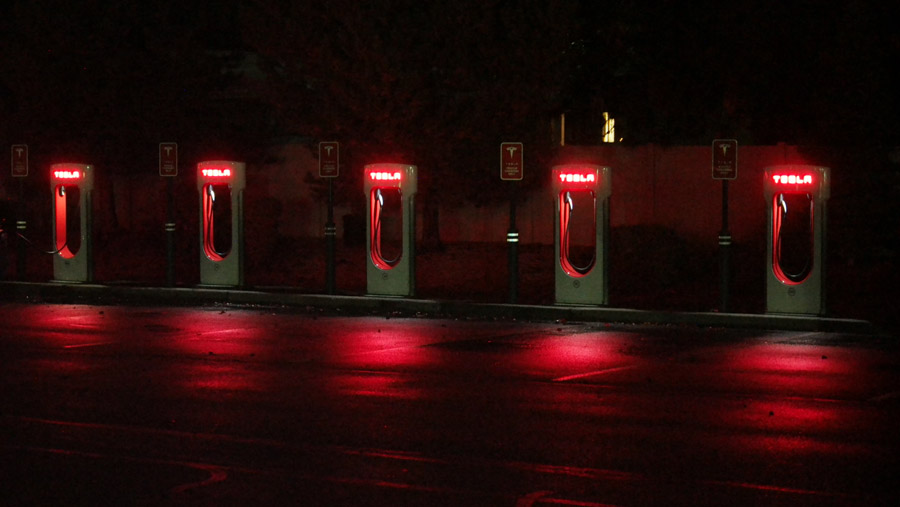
[{"left": 0, "top": 281, "right": 878, "bottom": 334}]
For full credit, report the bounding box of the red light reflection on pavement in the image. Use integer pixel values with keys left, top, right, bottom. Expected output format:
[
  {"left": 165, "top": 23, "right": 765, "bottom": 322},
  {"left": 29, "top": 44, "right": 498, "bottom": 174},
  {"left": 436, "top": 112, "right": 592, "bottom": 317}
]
[
  {"left": 520, "top": 333, "right": 631, "bottom": 381},
  {"left": 325, "top": 326, "right": 435, "bottom": 399},
  {"left": 331, "top": 371, "right": 424, "bottom": 399},
  {"left": 15, "top": 305, "right": 274, "bottom": 394},
  {"left": 720, "top": 343, "right": 854, "bottom": 395},
  {"left": 710, "top": 342, "right": 879, "bottom": 461},
  {"left": 9, "top": 305, "right": 109, "bottom": 347},
  {"left": 716, "top": 397, "right": 849, "bottom": 438},
  {"left": 329, "top": 327, "right": 436, "bottom": 370},
  {"left": 179, "top": 362, "right": 265, "bottom": 392},
  {"left": 171, "top": 327, "right": 263, "bottom": 357},
  {"left": 166, "top": 313, "right": 268, "bottom": 393}
]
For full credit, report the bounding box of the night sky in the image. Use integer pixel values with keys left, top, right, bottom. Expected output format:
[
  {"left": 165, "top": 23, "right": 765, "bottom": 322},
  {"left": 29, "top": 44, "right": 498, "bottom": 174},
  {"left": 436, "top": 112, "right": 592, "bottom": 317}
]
[{"left": 2, "top": 0, "right": 897, "bottom": 166}]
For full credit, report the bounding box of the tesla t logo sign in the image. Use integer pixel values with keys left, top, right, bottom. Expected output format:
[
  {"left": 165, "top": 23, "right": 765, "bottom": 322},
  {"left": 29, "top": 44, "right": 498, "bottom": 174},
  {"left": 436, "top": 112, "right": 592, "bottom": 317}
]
[
  {"left": 712, "top": 139, "right": 738, "bottom": 180},
  {"left": 500, "top": 142, "right": 523, "bottom": 180},
  {"left": 159, "top": 142, "right": 178, "bottom": 177},
  {"left": 319, "top": 141, "right": 339, "bottom": 178},
  {"left": 202, "top": 168, "right": 232, "bottom": 178},
  {"left": 11, "top": 144, "right": 28, "bottom": 177}
]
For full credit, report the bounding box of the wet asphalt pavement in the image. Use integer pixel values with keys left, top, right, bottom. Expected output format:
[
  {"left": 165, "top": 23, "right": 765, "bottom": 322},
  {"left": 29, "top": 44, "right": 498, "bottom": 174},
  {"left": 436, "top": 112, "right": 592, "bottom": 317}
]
[{"left": 1, "top": 303, "right": 898, "bottom": 506}]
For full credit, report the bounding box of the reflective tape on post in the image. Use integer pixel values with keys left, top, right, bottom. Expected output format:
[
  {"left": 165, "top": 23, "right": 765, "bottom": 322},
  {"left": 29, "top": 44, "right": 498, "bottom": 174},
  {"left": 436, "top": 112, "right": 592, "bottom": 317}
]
[
  {"left": 506, "top": 232, "right": 519, "bottom": 243},
  {"left": 325, "top": 225, "right": 337, "bottom": 236},
  {"left": 165, "top": 222, "right": 177, "bottom": 232},
  {"left": 718, "top": 234, "right": 732, "bottom": 246},
  {"left": 16, "top": 220, "right": 27, "bottom": 230}
]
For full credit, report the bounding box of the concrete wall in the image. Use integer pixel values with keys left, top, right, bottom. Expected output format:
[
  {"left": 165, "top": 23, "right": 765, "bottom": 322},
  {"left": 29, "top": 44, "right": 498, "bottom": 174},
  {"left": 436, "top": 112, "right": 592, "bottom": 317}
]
[
  {"left": 440, "top": 143, "right": 813, "bottom": 245},
  {"left": 90, "top": 143, "right": 820, "bottom": 247}
]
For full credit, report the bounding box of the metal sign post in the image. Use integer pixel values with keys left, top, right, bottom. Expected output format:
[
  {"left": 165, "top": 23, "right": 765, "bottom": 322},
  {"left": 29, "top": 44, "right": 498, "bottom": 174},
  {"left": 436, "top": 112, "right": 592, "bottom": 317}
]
[
  {"left": 501, "top": 142, "right": 523, "bottom": 303},
  {"left": 319, "top": 141, "right": 339, "bottom": 294},
  {"left": 160, "top": 143, "right": 177, "bottom": 286},
  {"left": 712, "top": 139, "right": 738, "bottom": 312},
  {"left": 11, "top": 145, "right": 28, "bottom": 279}
]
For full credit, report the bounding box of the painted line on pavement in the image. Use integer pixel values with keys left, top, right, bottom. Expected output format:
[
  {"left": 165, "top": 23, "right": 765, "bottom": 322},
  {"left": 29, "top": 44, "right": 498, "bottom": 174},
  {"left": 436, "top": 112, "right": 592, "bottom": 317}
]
[{"left": 553, "top": 366, "right": 636, "bottom": 383}]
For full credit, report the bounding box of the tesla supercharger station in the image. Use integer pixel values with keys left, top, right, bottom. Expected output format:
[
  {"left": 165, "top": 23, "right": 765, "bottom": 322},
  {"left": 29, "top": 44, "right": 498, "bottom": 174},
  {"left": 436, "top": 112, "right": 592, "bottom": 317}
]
[
  {"left": 50, "top": 164, "right": 94, "bottom": 282},
  {"left": 365, "top": 163, "right": 417, "bottom": 297},
  {"left": 197, "top": 160, "right": 245, "bottom": 287},
  {"left": 553, "top": 164, "right": 611, "bottom": 305},
  {"left": 765, "top": 165, "right": 829, "bottom": 315}
]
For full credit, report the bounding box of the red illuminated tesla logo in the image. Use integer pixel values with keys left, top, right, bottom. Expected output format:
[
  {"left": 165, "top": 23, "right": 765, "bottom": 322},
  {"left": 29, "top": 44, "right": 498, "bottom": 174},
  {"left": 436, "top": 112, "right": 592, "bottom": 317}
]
[
  {"left": 53, "top": 170, "right": 82, "bottom": 179},
  {"left": 369, "top": 171, "right": 402, "bottom": 181},
  {"left": 772, "top": 174, "right": 813, "bottom": 185},
  {"left": 558, "top": 172, "right": 596, "bottom": 183},
  {"left": 202, "top": 168, "right": 232, "bottom": 178}
]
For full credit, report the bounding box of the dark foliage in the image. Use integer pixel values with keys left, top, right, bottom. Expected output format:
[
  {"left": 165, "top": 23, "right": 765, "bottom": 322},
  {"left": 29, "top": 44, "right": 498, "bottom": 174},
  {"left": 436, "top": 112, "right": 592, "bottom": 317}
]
[
  {"left": 242, "top": 0, "right": 583, "bottom": 212},
  {"left": 0, "top": 0, "right": 271, "bottom": 176}
]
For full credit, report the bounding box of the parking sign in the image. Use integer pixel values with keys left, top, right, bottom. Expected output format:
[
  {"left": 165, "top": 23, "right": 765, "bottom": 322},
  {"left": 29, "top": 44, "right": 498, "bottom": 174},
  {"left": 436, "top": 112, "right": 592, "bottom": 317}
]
[
  {"left": 501, "top": 142, "right": 523, "bottom": 180},
  {"left": 319, "top": 142, "right": 339, "bottom": 177},
  {"left": 11, "top": 144, "right": 28, "bottom": 177},
  {"left": 159, "top": 142, "right": 178, "bottom": 177},
  {"left": 712, "top": 139, "right": 738, "bottom": 180}
]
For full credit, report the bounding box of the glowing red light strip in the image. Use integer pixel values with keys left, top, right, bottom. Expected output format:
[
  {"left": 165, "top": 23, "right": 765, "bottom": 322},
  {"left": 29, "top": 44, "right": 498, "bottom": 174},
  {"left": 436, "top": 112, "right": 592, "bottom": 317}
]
[
  {"left": 202, "top": 168, "right": 232, "bottom": 178},
  {"left": 53, "top": 170, "right": 82, "bottom": 179},
  {"left": 369, "top": 171, "right": 402, "bottom": 181},
  {"left": 558, "top": 173, "right": 596, "bottom": 183},
  {"left": 772, "top": 174, "right": 813, "bottom": 185}
]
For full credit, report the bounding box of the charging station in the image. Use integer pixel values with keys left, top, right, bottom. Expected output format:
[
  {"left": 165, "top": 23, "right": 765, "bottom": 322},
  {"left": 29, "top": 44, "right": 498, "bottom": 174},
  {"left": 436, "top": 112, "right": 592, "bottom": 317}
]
[
  {"left": 50, "top": 163, "right": 94, "bottom": 282},
  {"left": 765, "top": 165, "right": 829, "bottom": 315},
  {"left": 365, "top": 163, "right": 417, "bottom": 297},
  {"left": 197, "top": 160, "right": 245, "bottom": 287},
  {"left": 553, "top": 164, "right": 611, "bottom": 305}
]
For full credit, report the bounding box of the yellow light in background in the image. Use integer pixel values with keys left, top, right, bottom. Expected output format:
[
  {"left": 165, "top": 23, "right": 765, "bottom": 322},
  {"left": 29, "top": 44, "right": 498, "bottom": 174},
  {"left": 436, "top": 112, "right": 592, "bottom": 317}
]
[{"left": 603, "top": 112, "right": 615, "bottom": 143}]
